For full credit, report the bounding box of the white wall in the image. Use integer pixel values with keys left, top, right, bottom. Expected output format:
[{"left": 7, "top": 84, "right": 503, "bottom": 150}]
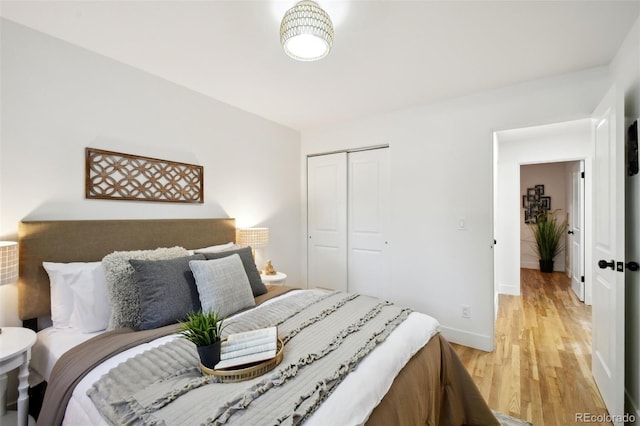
[
  {"left": 519, "top": 162, "right": 571, "bottom": 271},
  {"left": 302, "top": 68, "right": 609, "bottom": 351},
  {"left": 495, "top": 119, "right": 592, "bottom": 296},
  {"left": 0, "top": 20, "right": 302, "bottom": 327}
]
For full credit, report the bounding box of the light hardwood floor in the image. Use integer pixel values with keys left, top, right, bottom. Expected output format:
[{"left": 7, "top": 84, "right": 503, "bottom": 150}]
[{"left": 452, "top": 268, "right": 610, "bottom": 426}]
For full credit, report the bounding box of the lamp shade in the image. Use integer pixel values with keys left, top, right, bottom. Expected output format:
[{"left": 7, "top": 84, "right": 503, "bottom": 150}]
[
  {"left": 280, "top": 0, "right": 334, "bottom": 61},
  {"left": 0, "top": 241, "right": 18, "bottom": 286},
  {"left": 236, "top": 228, "right": 269, "bottom": 249}
]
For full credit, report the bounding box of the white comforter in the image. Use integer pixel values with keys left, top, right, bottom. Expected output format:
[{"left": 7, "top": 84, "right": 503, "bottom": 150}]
[
  {"left": 56, "top": 290, "right": 439, "bottom": 425},
  {"left": 30, "top": 328, "right": 103, "bottom": 386}
]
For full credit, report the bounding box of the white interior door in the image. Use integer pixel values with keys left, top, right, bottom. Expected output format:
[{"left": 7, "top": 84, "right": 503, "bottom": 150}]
[
  {"left": 571, "top": 161, "right": 585, "bottom": 301},
  {"left": 591, "top": 86, "right": 625, "bottom": 423},
  {"left": 307, "top": 153, "right": 348, "bottom": 291},
  {"left": 347, "top": 148, "right": 390, "bottom": 299}
]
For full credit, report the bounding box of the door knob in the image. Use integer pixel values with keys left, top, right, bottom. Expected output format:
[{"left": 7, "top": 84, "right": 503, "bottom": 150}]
[
  {"left": 626, "top": 261, "right": 639, "bottom": 272},
  {"left": 567, "top": 230, "right": 574, "bottom": 235},
  {"left": 598, "top": 260, "right": 615, "bottom": 270}
]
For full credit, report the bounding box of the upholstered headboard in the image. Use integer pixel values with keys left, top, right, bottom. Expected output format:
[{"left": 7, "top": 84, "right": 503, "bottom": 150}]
[{"left": 18, "top": 218, "right": 236, "bottom": 321}]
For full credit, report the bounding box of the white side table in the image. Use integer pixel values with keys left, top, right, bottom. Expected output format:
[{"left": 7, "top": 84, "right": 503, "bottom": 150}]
[
  {"left": 260, "top": 271, "right": 287, "bottom": 285},
  {"left": 0, "top": 327, "right": 36, "bottom": 426}
]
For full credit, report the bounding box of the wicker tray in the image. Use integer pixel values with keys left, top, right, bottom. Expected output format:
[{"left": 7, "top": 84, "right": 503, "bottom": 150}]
[{"left": 200, "top": 338, "right": 284, "bottom": 383}]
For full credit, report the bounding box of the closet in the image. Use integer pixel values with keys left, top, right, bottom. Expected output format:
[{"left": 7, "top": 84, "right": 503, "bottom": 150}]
[{"left": 307, "top": 147, "right": 389, "bottom": 299}]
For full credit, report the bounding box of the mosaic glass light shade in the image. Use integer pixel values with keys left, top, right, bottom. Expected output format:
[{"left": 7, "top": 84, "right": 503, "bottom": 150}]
[
  {"left": 236, "top": 228, "right": 269, "bottom": 249},
  {"left": 0, "top": 241, "right": 18, "bottom": 286},
  {"left": 280, "top": 0, "right": 334, "bottom": 61}
]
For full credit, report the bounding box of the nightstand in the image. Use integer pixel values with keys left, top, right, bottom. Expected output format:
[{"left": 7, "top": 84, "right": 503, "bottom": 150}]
[
  {"left": 260, "top": 272, "right": 287, "bottom": 285},
  {"left": 0, "top": 327, "right": 36, "bottom": 426}
]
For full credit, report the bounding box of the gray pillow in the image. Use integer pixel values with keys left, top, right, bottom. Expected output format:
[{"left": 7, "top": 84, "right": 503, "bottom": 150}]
[
  {"left": 189, "top": 254, "right": 256, "bottom": 319},
  {"left": 102, "top": 246, "right": 189, "bottom": 330},
  {"left": 202, "top": 246, "right": 267, "bottom": 296},
  {"left": 130, "top": 254, "right": 205, "bottom": 330}
]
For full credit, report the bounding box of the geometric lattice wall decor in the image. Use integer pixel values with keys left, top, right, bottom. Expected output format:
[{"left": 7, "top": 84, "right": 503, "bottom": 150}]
[{"left": 85, "top": 148, "right": 204, "bottom": 203}]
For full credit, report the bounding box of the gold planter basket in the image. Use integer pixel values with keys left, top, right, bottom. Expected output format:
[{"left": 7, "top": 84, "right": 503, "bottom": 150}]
[{"left": 200, "top": 338, "right": 284, "bottom": 383}]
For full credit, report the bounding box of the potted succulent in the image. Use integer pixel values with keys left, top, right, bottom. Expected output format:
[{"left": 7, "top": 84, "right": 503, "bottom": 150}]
[
  {"left": 530, "top": 209, "right": 568, "bottom": 273},
  {"left": 180, "top": 310, "right": 225, "bottom": 369}
]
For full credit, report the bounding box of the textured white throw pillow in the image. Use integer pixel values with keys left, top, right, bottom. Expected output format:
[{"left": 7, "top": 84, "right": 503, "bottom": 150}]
[
  {"left": 102, "top": 246, "right": 189, "bottom": 330},
  {"left": 189, "top": 254, "right": 255, "bottom": 318}
]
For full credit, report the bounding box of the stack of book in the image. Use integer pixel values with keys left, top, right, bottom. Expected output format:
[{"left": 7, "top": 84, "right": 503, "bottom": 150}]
[{"left": 214, "top": 326, "right": 278, "bottom": 370}]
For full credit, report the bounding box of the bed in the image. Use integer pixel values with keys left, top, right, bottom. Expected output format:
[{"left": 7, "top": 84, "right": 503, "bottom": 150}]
[{"left": 18, "top": 218, "right": 498, "bottom": 426}]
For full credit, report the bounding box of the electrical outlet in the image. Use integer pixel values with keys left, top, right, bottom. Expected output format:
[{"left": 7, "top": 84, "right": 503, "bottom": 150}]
[{"left": 462, "top": 305, "right": 471, "bottom": 319}]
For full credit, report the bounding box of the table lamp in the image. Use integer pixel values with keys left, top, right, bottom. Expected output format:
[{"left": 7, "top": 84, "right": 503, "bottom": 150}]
[
  {"left": 0, "top": 241, "right": 19, "bottom": 334},
  {"left": 236, "top": 228, "right": 269, "bottom": 271}
]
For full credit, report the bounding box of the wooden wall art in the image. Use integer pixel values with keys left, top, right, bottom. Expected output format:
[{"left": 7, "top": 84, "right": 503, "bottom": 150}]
[{"left": 85, "top": 148, "right": 204, "bottom": 203}]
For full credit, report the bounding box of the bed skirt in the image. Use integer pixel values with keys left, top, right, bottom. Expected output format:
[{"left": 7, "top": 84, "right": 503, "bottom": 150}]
[{"left": 367, "top": 333, "right": 499, "bottom": 426}]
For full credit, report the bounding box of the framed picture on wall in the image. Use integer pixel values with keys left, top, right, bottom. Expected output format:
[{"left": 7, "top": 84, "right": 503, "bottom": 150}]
[
  {"left": 540, "top": 196, "right": 551, "bottom": 211},
  {"left": 527, "top": 205, "right": 538, "bottom": 224},
  {"left": 522, "top": 183, "right": 551, "bottom": 223}
]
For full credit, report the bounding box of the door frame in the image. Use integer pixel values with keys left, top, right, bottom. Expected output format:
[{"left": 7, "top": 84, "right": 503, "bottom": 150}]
[
  {"left": 493, "top": 118, "right": 594, "bottom": 299},
  {"left": 570, "top": 160, "right": 586, "bottom": 302},
  {"left": 518, "top": 158, "right": 591, "bottom": 292}
]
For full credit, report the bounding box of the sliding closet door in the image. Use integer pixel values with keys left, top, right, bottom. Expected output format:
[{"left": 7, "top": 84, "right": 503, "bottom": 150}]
[
  {"left": 307, "top": 153, "right": 348, "bottom": 291},
  {"left": 347, "top": 148, "right": 390, "bottom": 299}
]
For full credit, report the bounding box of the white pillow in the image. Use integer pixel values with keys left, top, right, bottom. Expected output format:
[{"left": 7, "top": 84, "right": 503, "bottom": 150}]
[
  {"left": 189, "top": 254, "right": 255, "bottom": 319},
  {"left": 189, "top": 241, "right": 240, "bottom": 254},
  {"left": 190, "top": 242, "right": 237, "bottom": 254},
  {"left": 43, "top": 262, "right": 82, "bottom": 328},
  {"left": 68, "top": 264, "right": 111, "bottom": 333},
  {"left": 42, "top": 262, "right": 110, "bottom": 332}
]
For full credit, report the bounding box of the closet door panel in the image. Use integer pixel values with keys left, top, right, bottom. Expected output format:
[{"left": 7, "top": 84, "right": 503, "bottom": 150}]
[
  {"left": 348, "top": 149, "right": 390, "bottom": 299},
  {"left": 307, "top": 153, "right": 348, "bottom": 291}
]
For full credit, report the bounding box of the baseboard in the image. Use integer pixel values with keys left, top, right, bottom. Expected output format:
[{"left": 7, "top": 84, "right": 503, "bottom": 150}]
[
  {"left": 440, "top": 325, "right": 493, "bottom": 352},
  {"left": 520, "top": 261, "right": 565, "bottom": 272},
  {"left": 498, "top": 283, "right": 520, "bottom": 295},
  {"left": 625, "top": 388, "right": 640, "bottom": 425}
]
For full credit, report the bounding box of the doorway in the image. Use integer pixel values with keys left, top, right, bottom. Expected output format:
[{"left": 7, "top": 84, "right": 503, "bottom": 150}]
[
  {"left": 494, "top": 118, "right": 593, "bottom": 298},
  {"left": 519, "top": 161, "right": 586, "bottom": 302},
  {"left": 494, "top": 90, "right": 627, "bottom": 422}
]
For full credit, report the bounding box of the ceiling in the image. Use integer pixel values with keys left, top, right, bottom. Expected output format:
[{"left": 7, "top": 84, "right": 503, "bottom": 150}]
[{"left": 1, "top": 1, "right": 638, "bottom": 132}]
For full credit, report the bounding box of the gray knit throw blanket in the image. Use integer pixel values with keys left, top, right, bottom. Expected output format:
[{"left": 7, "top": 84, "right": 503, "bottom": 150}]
[{"left": 87, "top": 291, "right": 412, "bottom": 425}]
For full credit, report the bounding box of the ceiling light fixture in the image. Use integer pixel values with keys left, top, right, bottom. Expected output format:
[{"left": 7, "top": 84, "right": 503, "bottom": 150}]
[{"left": 280, "top": 0, "right": 334, "bottom": 61}]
